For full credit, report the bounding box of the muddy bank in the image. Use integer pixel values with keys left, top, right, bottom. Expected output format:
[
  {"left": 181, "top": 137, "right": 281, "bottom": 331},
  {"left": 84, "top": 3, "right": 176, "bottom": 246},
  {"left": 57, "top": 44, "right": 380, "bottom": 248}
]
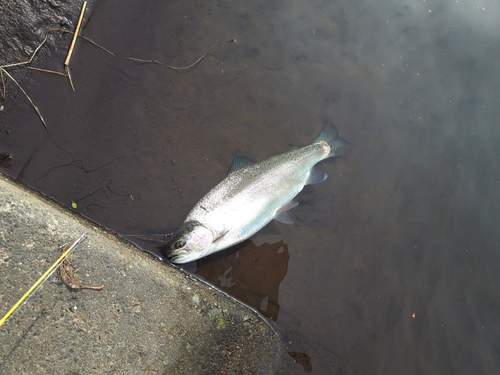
[{"left": 0, "top": 0, "right": 93, "bottom": 64}]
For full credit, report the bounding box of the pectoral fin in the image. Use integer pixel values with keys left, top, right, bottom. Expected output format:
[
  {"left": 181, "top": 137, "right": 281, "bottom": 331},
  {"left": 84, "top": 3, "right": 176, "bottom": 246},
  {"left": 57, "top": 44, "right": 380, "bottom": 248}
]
[
  {"left": 201, "top": 221, "right": 232, "bottom": 243},
  {"left": 274, "top": 211, "right": 294, "bottom": 224},
  {"left": 213, "top": 227, "right": 232, "bottom": 242},
  {"left": 273, "top": 200, "right": 299, "bottom": 224},
  {"left": 277, "top": 200, "right": 299, "bottom": 213}
]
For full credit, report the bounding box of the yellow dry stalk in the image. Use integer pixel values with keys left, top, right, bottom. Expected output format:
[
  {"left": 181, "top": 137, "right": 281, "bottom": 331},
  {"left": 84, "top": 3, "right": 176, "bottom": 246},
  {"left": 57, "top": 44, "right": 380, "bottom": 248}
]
[{"left": 0, "top": 233, "right": 87, "bottom": 328}]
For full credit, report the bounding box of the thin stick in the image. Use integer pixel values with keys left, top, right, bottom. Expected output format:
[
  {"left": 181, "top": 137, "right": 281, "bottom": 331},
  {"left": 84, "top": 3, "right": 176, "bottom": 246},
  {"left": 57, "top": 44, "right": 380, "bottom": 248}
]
[
  {"left": 0, "top": 233, "right": 87, "bottom": 328},
  {"left": 0, "top": 67, "right": 47, "bottom": 129},
  {"left": 63, "top": 1, "right": 87, "bottom": 91},
  {"left": 64, "top": 1, "right": 87, "bottom": 68}
]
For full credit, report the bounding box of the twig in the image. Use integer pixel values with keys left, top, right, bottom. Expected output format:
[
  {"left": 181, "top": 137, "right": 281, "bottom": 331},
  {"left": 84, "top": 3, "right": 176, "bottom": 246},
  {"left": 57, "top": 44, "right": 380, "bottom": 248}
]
[
  {"left": 125, "top": 38, "right": 236, "bottom": 72},
  {"left": 0, "top": 234, "right": 87, "bottom": 328}
]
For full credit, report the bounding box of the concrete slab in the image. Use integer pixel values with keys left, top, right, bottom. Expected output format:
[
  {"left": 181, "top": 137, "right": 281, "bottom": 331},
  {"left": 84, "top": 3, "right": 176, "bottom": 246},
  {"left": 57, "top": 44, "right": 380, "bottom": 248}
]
[{"left": 0, "top": 174, "right": 283, "bottom": 374}]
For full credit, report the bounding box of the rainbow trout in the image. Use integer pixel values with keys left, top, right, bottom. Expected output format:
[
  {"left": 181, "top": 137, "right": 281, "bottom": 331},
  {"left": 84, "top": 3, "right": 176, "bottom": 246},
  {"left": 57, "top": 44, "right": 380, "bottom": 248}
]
[{"left": 161, "top": 124, "right": 348, "bottom": 263}]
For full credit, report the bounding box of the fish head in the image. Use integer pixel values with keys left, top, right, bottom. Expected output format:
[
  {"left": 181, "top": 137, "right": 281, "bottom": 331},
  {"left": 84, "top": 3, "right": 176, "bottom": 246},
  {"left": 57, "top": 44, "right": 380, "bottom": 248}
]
[{"left": 161, "top": 221, "right": 214, "bottom": 264}]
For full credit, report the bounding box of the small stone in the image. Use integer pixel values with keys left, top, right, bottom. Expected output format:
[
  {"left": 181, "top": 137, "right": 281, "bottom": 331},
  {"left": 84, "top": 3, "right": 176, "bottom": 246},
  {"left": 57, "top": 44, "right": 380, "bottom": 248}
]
[
  {"left": 192, "top": 294, "right": 200, "bottom": 305},
  {"left": 208, "top": 308, "right": 222, "bottom": 319}
]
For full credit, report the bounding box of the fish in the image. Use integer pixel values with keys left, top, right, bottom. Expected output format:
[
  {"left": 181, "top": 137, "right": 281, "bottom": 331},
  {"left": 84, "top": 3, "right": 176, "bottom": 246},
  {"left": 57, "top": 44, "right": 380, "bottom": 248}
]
[{"left": 161, "top": 123, "right": 348, "bottom": 264}]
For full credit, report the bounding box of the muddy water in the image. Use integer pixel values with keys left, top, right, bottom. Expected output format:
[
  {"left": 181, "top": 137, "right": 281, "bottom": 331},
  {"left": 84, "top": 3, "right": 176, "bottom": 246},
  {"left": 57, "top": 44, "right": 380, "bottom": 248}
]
[{"left": 2, "top": 0, "right": 500, "bottom": 374}]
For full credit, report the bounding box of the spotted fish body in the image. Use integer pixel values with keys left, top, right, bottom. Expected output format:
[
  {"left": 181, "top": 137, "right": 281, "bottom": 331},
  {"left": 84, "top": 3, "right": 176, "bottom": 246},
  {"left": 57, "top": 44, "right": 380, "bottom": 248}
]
[{"left": 162, "top": 124, "right": 348, "bottom": 264}]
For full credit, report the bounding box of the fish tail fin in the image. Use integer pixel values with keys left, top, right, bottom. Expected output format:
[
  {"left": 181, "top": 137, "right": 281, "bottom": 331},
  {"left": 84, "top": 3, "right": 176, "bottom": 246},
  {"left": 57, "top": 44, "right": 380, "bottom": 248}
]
[{"left": 314, "top": 123, "right": 349, "bottom": 157}]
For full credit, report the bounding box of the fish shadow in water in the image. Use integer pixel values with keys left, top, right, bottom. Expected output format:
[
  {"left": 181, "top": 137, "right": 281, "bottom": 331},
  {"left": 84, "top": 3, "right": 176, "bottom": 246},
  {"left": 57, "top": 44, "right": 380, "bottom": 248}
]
[{"left": 195, "top": 240, "right": 290, "bottom": 321}]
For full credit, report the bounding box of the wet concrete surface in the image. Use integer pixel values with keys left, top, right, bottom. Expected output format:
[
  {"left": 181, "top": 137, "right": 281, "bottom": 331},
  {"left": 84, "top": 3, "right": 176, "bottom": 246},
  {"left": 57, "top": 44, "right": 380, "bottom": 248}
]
[{"left": 0, "top": 174, "right": 283, "bottom": 374}]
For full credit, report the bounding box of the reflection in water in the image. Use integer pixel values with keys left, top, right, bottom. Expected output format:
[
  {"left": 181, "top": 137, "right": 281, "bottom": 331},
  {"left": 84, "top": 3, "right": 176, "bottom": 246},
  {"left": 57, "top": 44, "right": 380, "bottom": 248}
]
[
  {"left": 0, "top": 152, "right": 12, "bottom": 169},
  {"left": 288, "top": 351, "right": 313, "bottom": 373},
  {"left": 195, "top": 240, "right": 289, "bottom": 321}
]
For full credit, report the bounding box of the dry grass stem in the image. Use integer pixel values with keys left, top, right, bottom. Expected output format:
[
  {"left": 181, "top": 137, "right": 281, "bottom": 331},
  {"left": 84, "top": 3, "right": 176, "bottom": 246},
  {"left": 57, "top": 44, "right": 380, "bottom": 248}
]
[
  {"left": 78, "top": 34, "right": 116, "bottom": 56},
  {"left": 64, "top": 1, "right": 87, "bottom": 68},
  {"left": 0, "top": 69, "right": 5, "bottom": 99},
  {"left": 0, "top": 30, "right": 54, "bottom": 69},
  {"left": 0, "top": 1, "right": 112, "bottom": 128},
  {"left": 27, "top": 66, "right": 67, "bottom": 76},
  {"left": 25, "top": 29, "right": 115, "bottom": 78},
  {"left": 0, "top": 67, "right": 47, "bottom": 129},
  {"left": 67, "top": 67, "right": 75, "bottom": 91},
  {"left": 125, "top": 38, "right": 236, "bottom": 71}
]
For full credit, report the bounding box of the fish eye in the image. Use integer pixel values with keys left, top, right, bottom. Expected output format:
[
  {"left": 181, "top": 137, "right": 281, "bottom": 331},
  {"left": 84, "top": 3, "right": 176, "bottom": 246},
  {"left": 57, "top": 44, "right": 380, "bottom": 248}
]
[{"left": 173, "top": 240, "right": 186, "bottom": 249}]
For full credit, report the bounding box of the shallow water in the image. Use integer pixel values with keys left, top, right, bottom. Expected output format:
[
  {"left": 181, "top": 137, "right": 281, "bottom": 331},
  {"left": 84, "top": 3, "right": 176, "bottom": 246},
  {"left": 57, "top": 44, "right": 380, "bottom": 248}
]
[{"left": 1, "top": 0, "right": 500, "bottom": 373}]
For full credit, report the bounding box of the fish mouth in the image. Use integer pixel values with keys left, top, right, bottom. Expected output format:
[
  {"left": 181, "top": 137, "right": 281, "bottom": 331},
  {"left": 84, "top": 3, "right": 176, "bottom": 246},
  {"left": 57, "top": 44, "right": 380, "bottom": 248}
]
[
  {"left": 162, "top": 245, "right": 203, "bottom": 264},
  {"left": 159, "top": 244, "right": 200, "bottom": 264},
  {"left": 168, "top": 252, "right": 200, "bottom": 264}
]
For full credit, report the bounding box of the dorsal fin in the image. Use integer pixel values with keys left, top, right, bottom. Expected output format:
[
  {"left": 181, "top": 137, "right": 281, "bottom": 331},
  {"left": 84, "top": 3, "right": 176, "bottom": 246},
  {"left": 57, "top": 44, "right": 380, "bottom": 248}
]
[{"left": 229, "top": 156, "right": 255, "bottom": 173}]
